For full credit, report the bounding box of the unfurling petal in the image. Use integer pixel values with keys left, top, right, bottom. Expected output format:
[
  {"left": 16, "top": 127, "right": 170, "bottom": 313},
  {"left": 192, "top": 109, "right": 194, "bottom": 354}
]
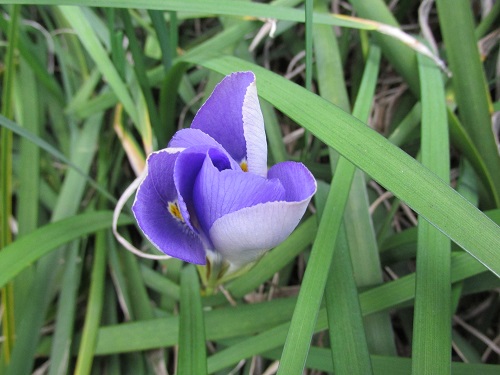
[
  {"left": 173, "top": 146, "right": 233, "bottom": 238},
  {"left": 132, "top": 149, "right": 206, "bottom": 264},
  {"left": 242, "top": 78, "right": 267, "bottom": 176},
  {"left": 267, "top": 161, "right": 317, "bottom": 201},
  {"left": 191, "top": 72, "right": 267, "bottom": 175},
  {"left": 193, "top": 154, "right": 285, "bottom": 241},
  {"left": 209, "top": 161, "right": 316, "bottom": 266},
  {"left": 169, "top": 128, "right": 240, "bottom": 170}
]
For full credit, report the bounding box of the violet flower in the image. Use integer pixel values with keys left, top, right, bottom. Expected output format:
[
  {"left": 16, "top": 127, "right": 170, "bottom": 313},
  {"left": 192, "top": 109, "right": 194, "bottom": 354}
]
[{"left": 132, "top": 72, "right": 316, "bottom": 271}]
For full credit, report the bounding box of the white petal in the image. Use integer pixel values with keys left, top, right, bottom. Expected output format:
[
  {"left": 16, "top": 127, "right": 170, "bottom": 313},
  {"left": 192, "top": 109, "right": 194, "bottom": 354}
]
[
  {"left": 209, "top": 198, "right": 311, "bottom": 266},
  {"left": 242, "top": 81, "right": 268, "bottom": 177}
]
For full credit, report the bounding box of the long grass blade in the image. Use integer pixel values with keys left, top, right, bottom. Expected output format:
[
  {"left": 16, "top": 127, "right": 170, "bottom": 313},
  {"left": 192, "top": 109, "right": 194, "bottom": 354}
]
[
  {"left": 411, "top": 52, "right": 451, "bottom": 375},
  {"left": 1, "top": 5, "right": 21, "bottom": 363},
  {"left": 192, "top": 55, "right": 500, "bottom": 277},
  {"left": 74, "top": 230, "right": 107, "bottom": 375},
  {"left": 177, "top": 265, "right": 207, "bottom": 375},
  {"left": 435, "top": 0, "right": 500, "bottom": 205}
]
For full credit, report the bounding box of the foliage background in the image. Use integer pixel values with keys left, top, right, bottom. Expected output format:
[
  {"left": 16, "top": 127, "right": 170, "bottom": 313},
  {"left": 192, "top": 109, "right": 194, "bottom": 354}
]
[{"left": 0, "top": 0, "right": 499, "bottom": 374}]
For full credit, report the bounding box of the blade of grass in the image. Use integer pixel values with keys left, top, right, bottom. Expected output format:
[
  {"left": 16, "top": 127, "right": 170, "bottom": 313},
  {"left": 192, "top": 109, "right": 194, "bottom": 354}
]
[
  {"left": 436, "top": 0, "right": 500, "bottom": 205},
  {"left": 265, "top": 346, "right": 500, "bottom": 374},
  {"left": 12, "top": 57, "right": 39, "bottom": 311},
  {"left": 177, "top": 265, "right": 207, "bottom": 375},
  {"left": 58, "top": 6, "right": 140, "bottom": 125},
  {"left": 120, "top": 9, "right": 162, "bottom": 145},
  {"left": 277, "top": 156, "right": 356, "bottom": 374},
  {"left": 74, "top": 230, "right": 107, "bottom": 375},
  {"left": 0, "top": 114, "right": 115, "bottom": 202},
  {"left": 0, "top": 15, "right": 65, "bottom": 105},
  {"left": 1, "top": 4, "right": 21, "bottom": 364},
  {"left": 475, "top": 1, "right": 500, "bottom": 39},
  {"left": 47, "top": 241, "right": 83, "bottom": 375},
  {"left": 345, "top": 44, "right": 397, "bottom": 355},
  {"left": 348, "top": 0, "right": 419, "bottom": 94},
  {"left": 7, "top": 112, "right": 112, "bottom": 375},
  {"left": 95, "top": 296, "right": 298, "bottom": 354},
  {"left": 313, "top": 3, "right": 386, "bottom": 365},
  {"left": 411, "top": 53, "right": 451, "bottom": 374},
  {"left": 3, "top": 0, "right": 377, "bottom": 30},
  {"left": 326, "top": 225, "right": 374, "bottom": 375},
  {"left": 0, "top": 211, "right": 133, "bottom": 290},
  {"left": 190, "top": 55, "right": 500, "bottom": 277},
  {"left": 90, "top": 228, "right": 500, "bottom": 356},
  {"left": 148, "top": 10, "right": 173, "bottom": 72},
  {"left": 305, "top": 0, "right": 313, "bottom": 91}
]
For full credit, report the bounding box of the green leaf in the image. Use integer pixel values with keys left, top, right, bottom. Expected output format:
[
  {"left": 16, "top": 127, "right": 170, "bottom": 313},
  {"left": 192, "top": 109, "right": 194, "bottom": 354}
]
[
  {"left": 178, "top": 265, "right": 207, "bottom": 375},
  {"left": 0, "top": 211, "right": 133, "bottom": 289},
  {"left": 411, "top": 53, "right": 452, "bottom": 374},
  {"left": 190, "top": 55, "right": 500, "bottom": 277}
]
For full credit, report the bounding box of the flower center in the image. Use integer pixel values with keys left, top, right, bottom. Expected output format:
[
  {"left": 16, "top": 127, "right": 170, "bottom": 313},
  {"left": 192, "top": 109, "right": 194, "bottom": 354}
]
[
  {"left": 240, "top": 161, "right": 248, "bottom": 172},
  {"left": 168, "top": 201, "right": 184, "bottom": 223}
]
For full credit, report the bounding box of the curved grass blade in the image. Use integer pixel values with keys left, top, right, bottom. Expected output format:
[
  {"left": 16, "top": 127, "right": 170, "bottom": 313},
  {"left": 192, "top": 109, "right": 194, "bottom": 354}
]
[
  {"left": 58, "top": 6, "right": 140, "bottom": 125},
  {"left": 0, "top": 211, "right": 133, "bottom": 290},
  {"left": 3, "top": 0, "right": 375, "bottom": 30},
  {"left": 0, "top": 114, "right": 115, "bottom": 203},
  {"left": 190, "top": 55, "right": 500, "bottom": 277}
]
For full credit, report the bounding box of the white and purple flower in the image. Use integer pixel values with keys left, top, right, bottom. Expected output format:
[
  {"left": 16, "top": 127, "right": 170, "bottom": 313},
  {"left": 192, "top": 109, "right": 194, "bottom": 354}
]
[{"left": 132, "top": 72, "right": 316, "bottom": 269}]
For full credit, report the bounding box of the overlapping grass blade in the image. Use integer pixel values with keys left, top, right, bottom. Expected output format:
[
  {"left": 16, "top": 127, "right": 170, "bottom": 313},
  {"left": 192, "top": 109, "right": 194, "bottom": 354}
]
[
  {"left": 189, "top": 55, "right": 500, "bottom": 277},
  {"left": 178, "top": 265, "right": 207, "bottom": 375},
  {"left": 436, "top": 0, "right": 500, "bottom": 205},
  {"left": 0, "top": 4, "right": 20, "bottom": 363},
  {"left": 58, "top": 6, "right": 140, "bottom": 125},
  {"left": 74, "top": 231, "right": 107, "bottom": 375},
  {"left": 411, "top": 53, "right": 451, "bottom": 374},
  {"left": 0, "top": 212, "right": 132, "bottom": 290}
]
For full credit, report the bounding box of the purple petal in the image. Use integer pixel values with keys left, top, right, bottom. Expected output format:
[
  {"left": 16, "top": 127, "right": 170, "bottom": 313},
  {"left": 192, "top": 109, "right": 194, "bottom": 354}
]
[
  {"left": 208, "top": 161, "right": 317, "bottom": 266},
  {"left": 173, "top": 146, "right": 233, "bottom": 239},
  {"left": 193, "top": 154, "right": 285, "bottom": 240},
  {"left": 169, "top": 128, "right": 240, "bottom": 170},
  {"left": 132, "top": 149, "right": 206, "bottom": 264},
  {"left": 169, "top": 128, "right": 221, "bottom": 149},
  {"left": 267, "top": 161, "right": 317, "bottom": 201},
  {"left": 191, "top": 72, "right": 267, "bottom": 175}
]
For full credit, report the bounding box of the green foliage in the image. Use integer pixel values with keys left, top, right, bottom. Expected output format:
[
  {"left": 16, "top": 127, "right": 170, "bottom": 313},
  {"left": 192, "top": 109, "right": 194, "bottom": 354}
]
[{"left": 0, "top": 1, "right": 499, "bottom": 374}]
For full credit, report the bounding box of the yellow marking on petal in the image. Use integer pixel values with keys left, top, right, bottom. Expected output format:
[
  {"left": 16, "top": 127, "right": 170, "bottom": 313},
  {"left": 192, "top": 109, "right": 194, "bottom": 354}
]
[
  {"left": 240, "top": 161, "right": 248, "bottom": 172},
  {"left": 168, "top": 201, "right": 184, "bottom": 223}
]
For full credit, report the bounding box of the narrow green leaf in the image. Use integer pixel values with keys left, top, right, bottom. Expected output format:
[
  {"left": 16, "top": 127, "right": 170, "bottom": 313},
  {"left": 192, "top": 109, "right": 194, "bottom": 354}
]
[
  {"left": 305, "top": 0, "right": 313, "bottom": 91},
  {"left": 0, "top": 211, "right": 133, "bottom": 290},
  {"left": 95, "top": 297, "right": 297, "bottom": 354},
  {"left": 277, "top": 159, "right": 355, "bottom": 375},
  {"left": 74, "top": 231, "right": 107, "bottom": 375},
  {"left": 436, "top": 0, "right": 500, "bottom": 204},
  {"left": 178, "top": 265, "right": 207, "bottom": 375},
  {"left": 48, "top": 242, "right": 82, "bottom": 375},
  {"left": 58, "top": 6, "right": 140, "bottom": 125},
  {"left": 0, "top": 114, "right": 115, "bottom": 202},
  {"left": 121, "top": 9, "right": 162, "bottom": 145},
  {"left": 191, "top": 55, "right": 500, "bottom": 277},
  {"left": 326, "top": 227, "right": 373, "bottom": 375},
  {"left": 1, "top": 5, "right": 21, "bottom": 363},
  {"left": 411, "top": 53, "right": 451, "bottom": 374},
  {"left": 348, "top": 0, "right": 419, "bottom": 94},
  {"left": 3, "top": 0, "right": 376, "bottom": 30}
]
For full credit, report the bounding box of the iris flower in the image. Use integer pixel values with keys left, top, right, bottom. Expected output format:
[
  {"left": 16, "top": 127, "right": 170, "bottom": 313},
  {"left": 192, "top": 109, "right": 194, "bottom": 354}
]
[{"left": 132, "top": 72, "right": 316, "bottom": 273}]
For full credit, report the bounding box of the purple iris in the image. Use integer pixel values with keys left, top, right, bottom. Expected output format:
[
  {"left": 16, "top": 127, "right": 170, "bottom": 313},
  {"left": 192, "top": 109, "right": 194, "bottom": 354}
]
[{"left": 132, "top": 72, "right": 316, "bottom": 268}]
